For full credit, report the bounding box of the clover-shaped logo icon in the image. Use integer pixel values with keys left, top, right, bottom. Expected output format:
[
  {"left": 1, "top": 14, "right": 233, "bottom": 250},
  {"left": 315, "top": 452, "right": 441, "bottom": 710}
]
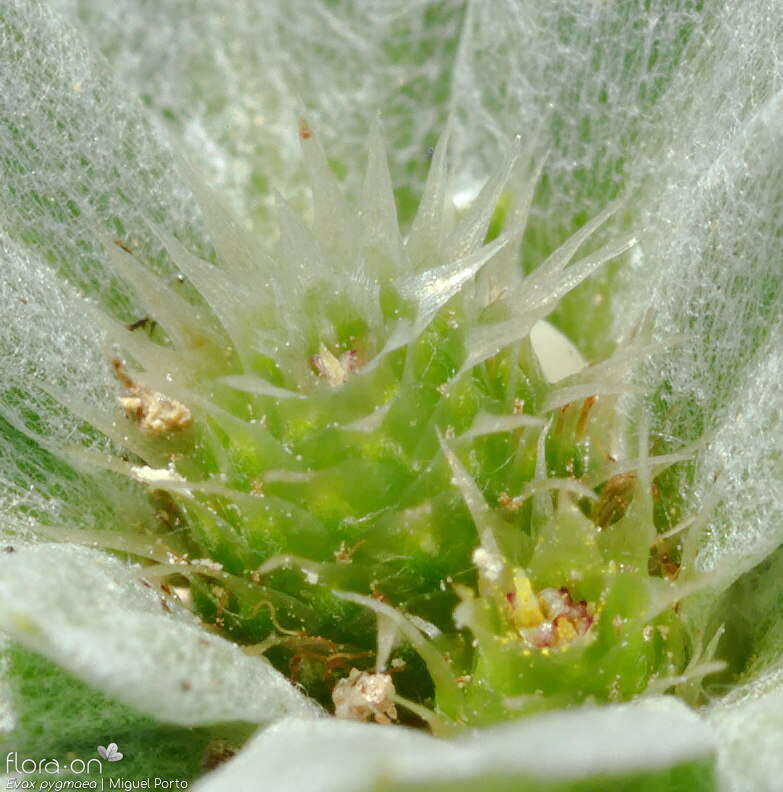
[{"left": 97, "top": 742, "right": 124, "bottom": 762}]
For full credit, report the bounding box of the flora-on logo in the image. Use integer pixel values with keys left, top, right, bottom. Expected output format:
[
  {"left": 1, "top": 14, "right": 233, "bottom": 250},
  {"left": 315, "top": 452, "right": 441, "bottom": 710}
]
[
  {"left": 97, "top": 743, "right": 123, "bottom": 762},
  {"left": 6, "top": 752, "right": 103, "bottom": 775}
]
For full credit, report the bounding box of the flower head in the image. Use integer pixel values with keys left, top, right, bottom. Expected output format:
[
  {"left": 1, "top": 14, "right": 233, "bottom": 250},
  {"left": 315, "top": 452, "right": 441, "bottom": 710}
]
[{"left": 0, "top": 2, "right": 782, "bottom": 790}]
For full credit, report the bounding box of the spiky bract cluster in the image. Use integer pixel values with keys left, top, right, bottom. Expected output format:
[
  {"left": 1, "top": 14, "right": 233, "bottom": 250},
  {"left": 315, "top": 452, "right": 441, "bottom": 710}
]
[{"left": 75, "top": 120, "right": 708, "bottom": 729}]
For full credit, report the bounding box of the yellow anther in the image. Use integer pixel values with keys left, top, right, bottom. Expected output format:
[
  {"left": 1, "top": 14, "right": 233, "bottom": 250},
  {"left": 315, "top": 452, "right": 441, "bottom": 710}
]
[
  {"left": 510, "top": 571, "right": 545, "bottom": 629},
  {"left": 555, "top": 618, "right": 578, "bottom": 645}
]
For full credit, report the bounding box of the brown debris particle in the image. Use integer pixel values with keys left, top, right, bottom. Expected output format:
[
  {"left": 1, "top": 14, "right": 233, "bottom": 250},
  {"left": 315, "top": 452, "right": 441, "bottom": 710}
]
[
  {"left": 113, "top": 239, "right": 133, "bottom": 254},
  {"left": 113, "top": 359, "right": 192, "bottom": 436},
  {"left": 126, "top": 316, "right": 157, "bottom": 333},
  {"left": 498, "top": 492, "right": 520, "bottom": 512},
  {"left": 299, "top": 118, "right": 313, "bottom": 140},
  {"left": 201, "top": 740, "right": 237, "bottom": 771},
  {"left": 576, "top": 395, "right": 598, "bottom": 440},
  {"left": 592, "top": 473, "right": 637, "bottom": 527},
  {"left": 332, "top": 668, "right": 397, "bottom": 725}
]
